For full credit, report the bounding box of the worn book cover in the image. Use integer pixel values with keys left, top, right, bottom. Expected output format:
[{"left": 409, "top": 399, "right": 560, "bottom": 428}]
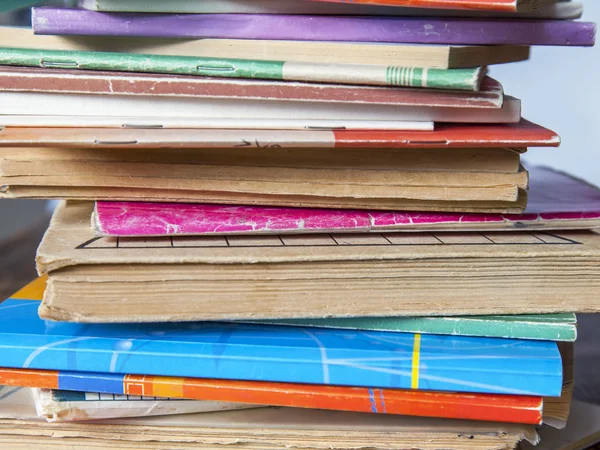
[
  {"left": 0, "top": 49, "right": 487, "bottom": 91},
  {"left": 0, "top": 384, "right": 539, "bottom": 449},
  {"left": 32, "top": 388, "right": 256, "bottom": 423},
  {"left": 31, "top": 8, "right": 596, "bottom": 47},
  {"left": 35, "top": 202, "right": 600, "bottom": 321},
  {"left": 0, "top": 287, "right": 564, "bottom": 395},
  {"left": 0, "top": 67, "right": 504, "bottom": 108},
  {"left": 0, "top": 368, "right": 546, "bottom": 424},
  {"left": 0, "top": 119, "right": 560, "bottom": 149},
  {"left": 0, "top": 146, "right": 529, "bottom": 205},
  {"left": 0, "top": 407, "right": 539, "bottom": 450},
  {"left": 0, "top": 27, "right": 532, "bottom": 69},
  {"left": 91, "top": 166, "right": 599, "bottom": 237}
]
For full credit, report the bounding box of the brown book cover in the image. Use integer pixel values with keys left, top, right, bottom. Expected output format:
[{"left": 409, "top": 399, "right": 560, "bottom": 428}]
[
  {"left": 35, "top": 201, "right": 600, "bottom": 322},
  {"left": 0, "top": 66, "right": 504, "bottom": 108}
]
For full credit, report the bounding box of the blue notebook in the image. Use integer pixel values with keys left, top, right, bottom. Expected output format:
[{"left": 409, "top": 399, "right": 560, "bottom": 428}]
[{"left": 0, "top": 298, "right": 563, "bottom": 396}]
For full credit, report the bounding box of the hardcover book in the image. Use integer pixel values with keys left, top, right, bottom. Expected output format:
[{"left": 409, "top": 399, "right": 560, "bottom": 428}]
[
  {"left": 0, "top": 286, "right": 564, "bottom": 396},
  {"left": 91, "top": 166, "right": 600, "bottom": 237},
  {"left": 31, "top": 8, "right": 597, "bottom": 47},
  {"left": 34, "top": 202, "right": 600, "bottom": 322}
]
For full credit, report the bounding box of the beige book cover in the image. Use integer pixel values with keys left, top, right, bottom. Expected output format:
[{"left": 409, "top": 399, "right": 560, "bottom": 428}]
[
  {"left": 36, "top": 202, "right": 600, "bottom": 322},
  {"left": 0, "top": 27, "right": 530, "bottom": 69}
]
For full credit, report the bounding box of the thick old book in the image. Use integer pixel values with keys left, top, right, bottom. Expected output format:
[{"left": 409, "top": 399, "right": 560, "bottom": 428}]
[
  {"left": 32, "top": 388, "right": 255, "bottom": 423},
  {"left": 0, "top": 146, "right": 529, "bottom": 208},
  {"left": 0, "top": 92, "right": 519, "bottom": 126},
  {"left": 307, "top": 0, "right": 555, "bottom": 12},
  {"left": 0, "top": 294, "right": 564, "bottom": 395},
  {"left": 35, "top": 202, "right": 600, "bottom": 322},
  {"left": 0, "top": 27, "right": 532, "bottom": 69},
  {"left": 0, "top": 119, "right": 560, "bottom": 149},
  {"left": 0, "top": 48, "right": 486, "bottom": 90},
  {"left": 31, "top": 8, "right": 597, "bottom": 47},
  {"left": 91, "top": 166, "right": 599, "bottom": 237},
  {"left": 0, "top": 385, "right": 539, "bottom": 449},
  {"left": 0, "top": 67, "right": 503, "bottom": 107},
  {"left": 77, "top": 0, "right": 584, "bottom": 19},
  {"left": 11, "top": 276, "right": 580, "bottom": 342},
  {"left": 0, "top": 408, "right": 539, "bottom": 450}
]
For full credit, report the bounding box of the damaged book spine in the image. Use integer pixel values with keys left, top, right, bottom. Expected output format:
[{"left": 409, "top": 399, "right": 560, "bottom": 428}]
[{"left": 32, "top": 388, "right": 258, "bottom": 422}]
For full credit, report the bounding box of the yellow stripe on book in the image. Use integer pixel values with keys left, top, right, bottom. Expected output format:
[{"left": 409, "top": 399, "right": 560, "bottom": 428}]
[
  {"left": 10, "top": 275, "right": 47, "bottom": 301},
  {"left": 411, "top": 334, "right": 421, "bottom": 390}
]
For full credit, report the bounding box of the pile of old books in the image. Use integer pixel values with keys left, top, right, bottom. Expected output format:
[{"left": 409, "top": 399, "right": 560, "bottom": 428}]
[{"left": 0, "top": 0, "right": 598, "bottom": 449}]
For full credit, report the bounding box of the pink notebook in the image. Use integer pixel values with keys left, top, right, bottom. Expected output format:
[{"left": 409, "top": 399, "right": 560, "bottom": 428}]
[{"left": 93, "top": 166, "right": 600, "bottom": 237}]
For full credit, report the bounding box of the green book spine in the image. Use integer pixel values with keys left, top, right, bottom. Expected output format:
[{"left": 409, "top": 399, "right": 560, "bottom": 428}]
[
  {"left": 254, "top": 314, "right": 578, "bottom": 342},
  {"left": 0, "top": 47, "right": 483, "bottom": 90}
]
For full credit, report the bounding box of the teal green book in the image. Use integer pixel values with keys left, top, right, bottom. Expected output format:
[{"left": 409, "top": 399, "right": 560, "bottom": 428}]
[
  {"left": 0, "top": 47, "right": 485, "bottom": 90},
  {"left": 250, "top": 314, "right": 578, "bottom": 342}
]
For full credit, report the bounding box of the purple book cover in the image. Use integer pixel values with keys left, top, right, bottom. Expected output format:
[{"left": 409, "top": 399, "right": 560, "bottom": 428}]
[{"left": 32, "top": 7, "right": 596, "bottom": 46}]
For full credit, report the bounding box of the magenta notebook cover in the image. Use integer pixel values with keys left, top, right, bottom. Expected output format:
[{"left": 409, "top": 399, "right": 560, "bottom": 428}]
[
  {"left": 32, "top": 7, "right": 596, "bottom": 46},
  {"left": 93, "top": 166, "right": 600, "bottom": 237}
]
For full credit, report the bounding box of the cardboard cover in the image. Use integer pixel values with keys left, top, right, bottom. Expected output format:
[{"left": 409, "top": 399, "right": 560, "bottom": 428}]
[{"left": 34, "top": 202, "right": 600, "bottom": 321}]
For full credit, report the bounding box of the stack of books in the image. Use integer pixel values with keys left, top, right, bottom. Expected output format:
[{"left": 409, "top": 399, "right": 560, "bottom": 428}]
[{"left": 0, "top": 1, "right": 598, "bottom": 449}]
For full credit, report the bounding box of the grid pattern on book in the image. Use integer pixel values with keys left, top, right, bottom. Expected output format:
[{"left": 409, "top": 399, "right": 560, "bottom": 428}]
[
  {"left": 83, "top": 392, "right": 182, "bottom": 401},
  {"left": 78, "top": 231, "right": 582, "bottom": 250}
]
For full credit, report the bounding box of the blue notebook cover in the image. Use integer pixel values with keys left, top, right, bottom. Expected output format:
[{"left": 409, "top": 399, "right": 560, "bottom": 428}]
[{"left": 0, "top": 297, "right": 563, "bottom": 396}]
